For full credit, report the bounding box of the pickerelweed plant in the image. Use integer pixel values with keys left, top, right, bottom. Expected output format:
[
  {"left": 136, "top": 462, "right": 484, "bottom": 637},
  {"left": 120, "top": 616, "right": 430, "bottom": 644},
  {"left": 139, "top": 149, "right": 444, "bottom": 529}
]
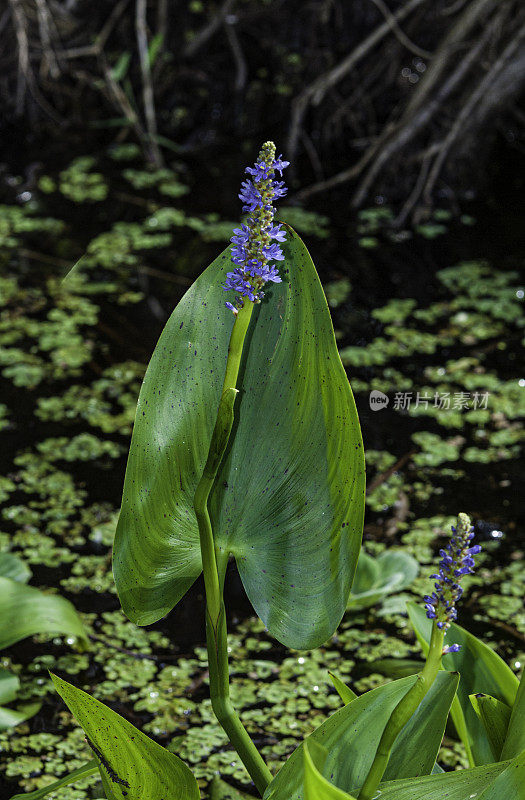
[{"left": 16, "top": 145, "right": 524, "bottom": 800}]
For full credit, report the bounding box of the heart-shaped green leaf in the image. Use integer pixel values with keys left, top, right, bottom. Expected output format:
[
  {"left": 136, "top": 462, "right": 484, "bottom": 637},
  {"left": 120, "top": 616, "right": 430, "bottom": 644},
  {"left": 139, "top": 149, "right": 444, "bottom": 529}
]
[
  {"left": 469, "top": 694, "right": 511, "bottom": 761},
  {"left": 407, "top": 602, "right": 518, "bottom": 766},
  {"left": 501, "top": 669, "right": 525, "bottom": 760},
  {"left": 0, "top": 576, "right": 88, "bottom": 650},
  {"left": 114, "top": 226, "right": 365, "bottom": 649},
  {"left": 264, "top": 671, "right": 458, "bottom": 800},
  {"left": 50, "top": 673, "right": 200, "bottom": 800}
]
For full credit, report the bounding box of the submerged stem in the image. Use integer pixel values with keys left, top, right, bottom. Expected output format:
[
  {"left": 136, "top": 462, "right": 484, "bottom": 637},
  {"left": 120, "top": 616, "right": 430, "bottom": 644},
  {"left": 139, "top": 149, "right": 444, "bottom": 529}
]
[
  {"left": 357, "top": 623, "right": 445, "bottom": 800},
  {"left": 193, "top": 299, "right": 272, "bottom": 795}
]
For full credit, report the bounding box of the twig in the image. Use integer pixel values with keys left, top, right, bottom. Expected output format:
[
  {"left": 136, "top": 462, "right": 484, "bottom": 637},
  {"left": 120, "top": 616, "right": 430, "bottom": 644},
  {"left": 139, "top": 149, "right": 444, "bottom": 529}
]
[
  {"left": 402, "top": 0, "right": 496, "bottom": 121},
  {"left": 393, "top": 146, "right": 434, "bottom": 226},
  {"left": 98, "top": 53, "right": 146, "bottom": 144},
  {"left": 135, "top": 0, "right": 163, "bottom": 166},
  {"left": 183, "top": 0, "right": 235, "bottom": 59},
  {"left": 224, "top": 17, "right": 247, "bottom": 94},
  {"left": 486, "top": 619, "right": 525, "bottom": 646},
  {"left": 351, "top": 16, "right": 495, "bottom": 207},
  {"left": 34, "top": 0, "right": 60, "bottom": 79},
  {"left": 422, "top": 16, "right": 525, "bottom": 202},
  {"left": 368, "top": 0, "right": 432, "bottom": 58},
  {"left": 366, "top": 450, "right": 416, "bottom": 495},
  {"left": 9, "top": 0, "right": 30, "bottom": 114},
  {"left": 286, "top": 0, "right": 426, "bottom": 163},
  {"left": 8, "top": 0, "right": 61, "bottom": 122}
]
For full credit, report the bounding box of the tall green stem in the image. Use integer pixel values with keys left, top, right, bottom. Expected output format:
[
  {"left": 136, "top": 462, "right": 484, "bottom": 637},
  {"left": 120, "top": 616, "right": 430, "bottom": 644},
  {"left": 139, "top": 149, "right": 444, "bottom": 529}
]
[
  {"left": 193, "top": 301, "right": 273, "bottom": 796},
  {"left": 357, "top": 623, "right": 445, "bottom": 800}
]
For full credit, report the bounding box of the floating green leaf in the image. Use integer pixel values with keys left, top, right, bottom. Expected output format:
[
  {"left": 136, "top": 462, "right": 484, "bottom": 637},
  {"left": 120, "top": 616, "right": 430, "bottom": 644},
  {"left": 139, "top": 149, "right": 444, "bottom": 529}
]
[
  {"left": 407, "top": 602, "right": 518, "bottom": 766},
  {"left": 347, "top": 550, "right": 418, "bottom": 612},
  {"left": 0, "top": 667, "right": 41, "bottom": 731},
  {"left": 8, "top": 760, "right": 98, "bottom": 800},
  {"left": 114, "top": 227, "right": 365, "bottom": 649},
  {"left": 50, "top": 673, "right": 200, "bottom": 800},
  {"left": 0, "top": 576, "right": 88, "bottom": 650},
  {"left": 209, "top": 775, "right": 253, "bottom": 799}
]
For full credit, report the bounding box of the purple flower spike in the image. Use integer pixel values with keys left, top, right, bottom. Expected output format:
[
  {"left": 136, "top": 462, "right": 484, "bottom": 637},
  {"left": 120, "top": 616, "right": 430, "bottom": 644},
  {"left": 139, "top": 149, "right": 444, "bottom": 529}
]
[
  {"left": 442, "top": 644, "right": 461, "bottom": 654},
  {"left": 424, "top": 513, "right": 480, "bottom": 636},
  {"left": 223, "top": 141, "right": 289, "bottom": 313}
]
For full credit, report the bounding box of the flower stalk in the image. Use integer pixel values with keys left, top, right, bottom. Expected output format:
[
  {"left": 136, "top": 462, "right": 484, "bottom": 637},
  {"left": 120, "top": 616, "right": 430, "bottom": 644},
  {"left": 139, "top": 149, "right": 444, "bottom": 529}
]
[
  {"left": 192, "top": 142, "right": 289, "bottom": 795},
  {"left": 357, "top": 513, "right": 480, "bottom": 800}
]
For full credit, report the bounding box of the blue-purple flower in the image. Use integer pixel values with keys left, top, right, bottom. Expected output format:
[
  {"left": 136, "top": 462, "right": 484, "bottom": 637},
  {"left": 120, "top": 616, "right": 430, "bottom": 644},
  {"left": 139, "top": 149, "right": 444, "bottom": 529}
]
[
  {"left": 424, "top": 513, "right": 481, "bottom": 650},
  {"left": 223, "top": 141, "right": 290, "bottom": 313}
]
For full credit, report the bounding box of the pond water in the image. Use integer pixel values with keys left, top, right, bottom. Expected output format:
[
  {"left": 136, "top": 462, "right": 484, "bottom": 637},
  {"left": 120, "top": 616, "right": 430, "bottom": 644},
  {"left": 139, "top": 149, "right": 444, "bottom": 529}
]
[{"left": 0, "top": 136, "right": 523, "bottom": 798}]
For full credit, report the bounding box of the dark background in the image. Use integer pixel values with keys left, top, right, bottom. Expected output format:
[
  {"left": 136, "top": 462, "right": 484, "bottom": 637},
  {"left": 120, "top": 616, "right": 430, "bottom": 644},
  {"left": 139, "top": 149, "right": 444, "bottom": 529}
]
[{"left": 1, "top": 0, "right": 525, "bottom": 222}]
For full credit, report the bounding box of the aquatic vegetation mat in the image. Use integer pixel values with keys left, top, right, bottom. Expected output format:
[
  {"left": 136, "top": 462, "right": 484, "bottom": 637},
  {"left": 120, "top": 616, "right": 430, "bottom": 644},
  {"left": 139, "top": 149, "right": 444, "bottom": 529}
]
[{"left": 0, "top": 152, "right": 522, "bottom": 798}]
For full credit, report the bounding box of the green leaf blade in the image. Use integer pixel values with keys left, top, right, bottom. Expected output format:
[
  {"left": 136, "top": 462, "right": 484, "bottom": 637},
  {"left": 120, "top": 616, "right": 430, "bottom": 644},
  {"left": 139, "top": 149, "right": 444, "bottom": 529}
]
[
  {"left": 113, "top": 249, "right": 233, "bottom": 625},
  {"left": 264, "top": 671, "right": 458, "bottom": 800},
  {"left": 114, "top": 227, "right": 365, "bottom": 648},
  {"left": 50, "top": 673, "right": 200, "bottom": 800},
  {"left": 328, "top": 671, "right": 358, "bottom": 705},
  {"left": 469, "top": 693, "right": 511, "bottom": 761},
  {"left": 304, "top": 741, "right": 357, "bottom": 800},
  {"left": 500, "top": 670, "right": 525, "bottom": 760}
]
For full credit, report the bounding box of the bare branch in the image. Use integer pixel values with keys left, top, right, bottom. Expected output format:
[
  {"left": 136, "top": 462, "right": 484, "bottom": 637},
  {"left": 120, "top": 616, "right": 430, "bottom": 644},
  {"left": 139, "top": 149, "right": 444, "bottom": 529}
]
[
  {"left": 135, "top": 0, "right": 163, "bottom": 166},
  {"left": 287, "top": 0, "right": 426, "bottom": 163},
  {"left": 183, "top": 0, "right": 235, "bottom": 59}
]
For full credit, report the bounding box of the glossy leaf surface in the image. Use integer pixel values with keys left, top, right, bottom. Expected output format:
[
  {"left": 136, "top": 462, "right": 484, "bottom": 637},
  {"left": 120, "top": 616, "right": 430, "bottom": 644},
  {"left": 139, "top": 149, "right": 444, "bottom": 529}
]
[
  {"left": 469, "top": 693, "right": 511, "bottom": 761},
  {"left": 328, "top": 671, "right": 358, "bottom": 705},
  {"left": 375, "top": 758, "right": 512, "bottom": 800},
  {"left": 408, "top": 602, "right": 518, "bottom": 766},
  {"left": 51, "top": 673, "right": 199, "bottom": 800},
  {"left": 477, "top": 748, "right": 525, "bottom": 799},
  {"left": 501, "top": 669, "right": 525, "bottom": 760},
  {"left": 301, "top": 753, "right": 515, "bottom": 800},
  {"left": 114, "top": 226, "right": 365, "bottom": 648},
  {"left": 264, "top": 671, "right": 458, "bottom": 800},
  {"left": 304, "top": 741, "right": 357, "bottom": 800},
  {"left": 0, "top": 576, "right": 88, "bottom": 650}
]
